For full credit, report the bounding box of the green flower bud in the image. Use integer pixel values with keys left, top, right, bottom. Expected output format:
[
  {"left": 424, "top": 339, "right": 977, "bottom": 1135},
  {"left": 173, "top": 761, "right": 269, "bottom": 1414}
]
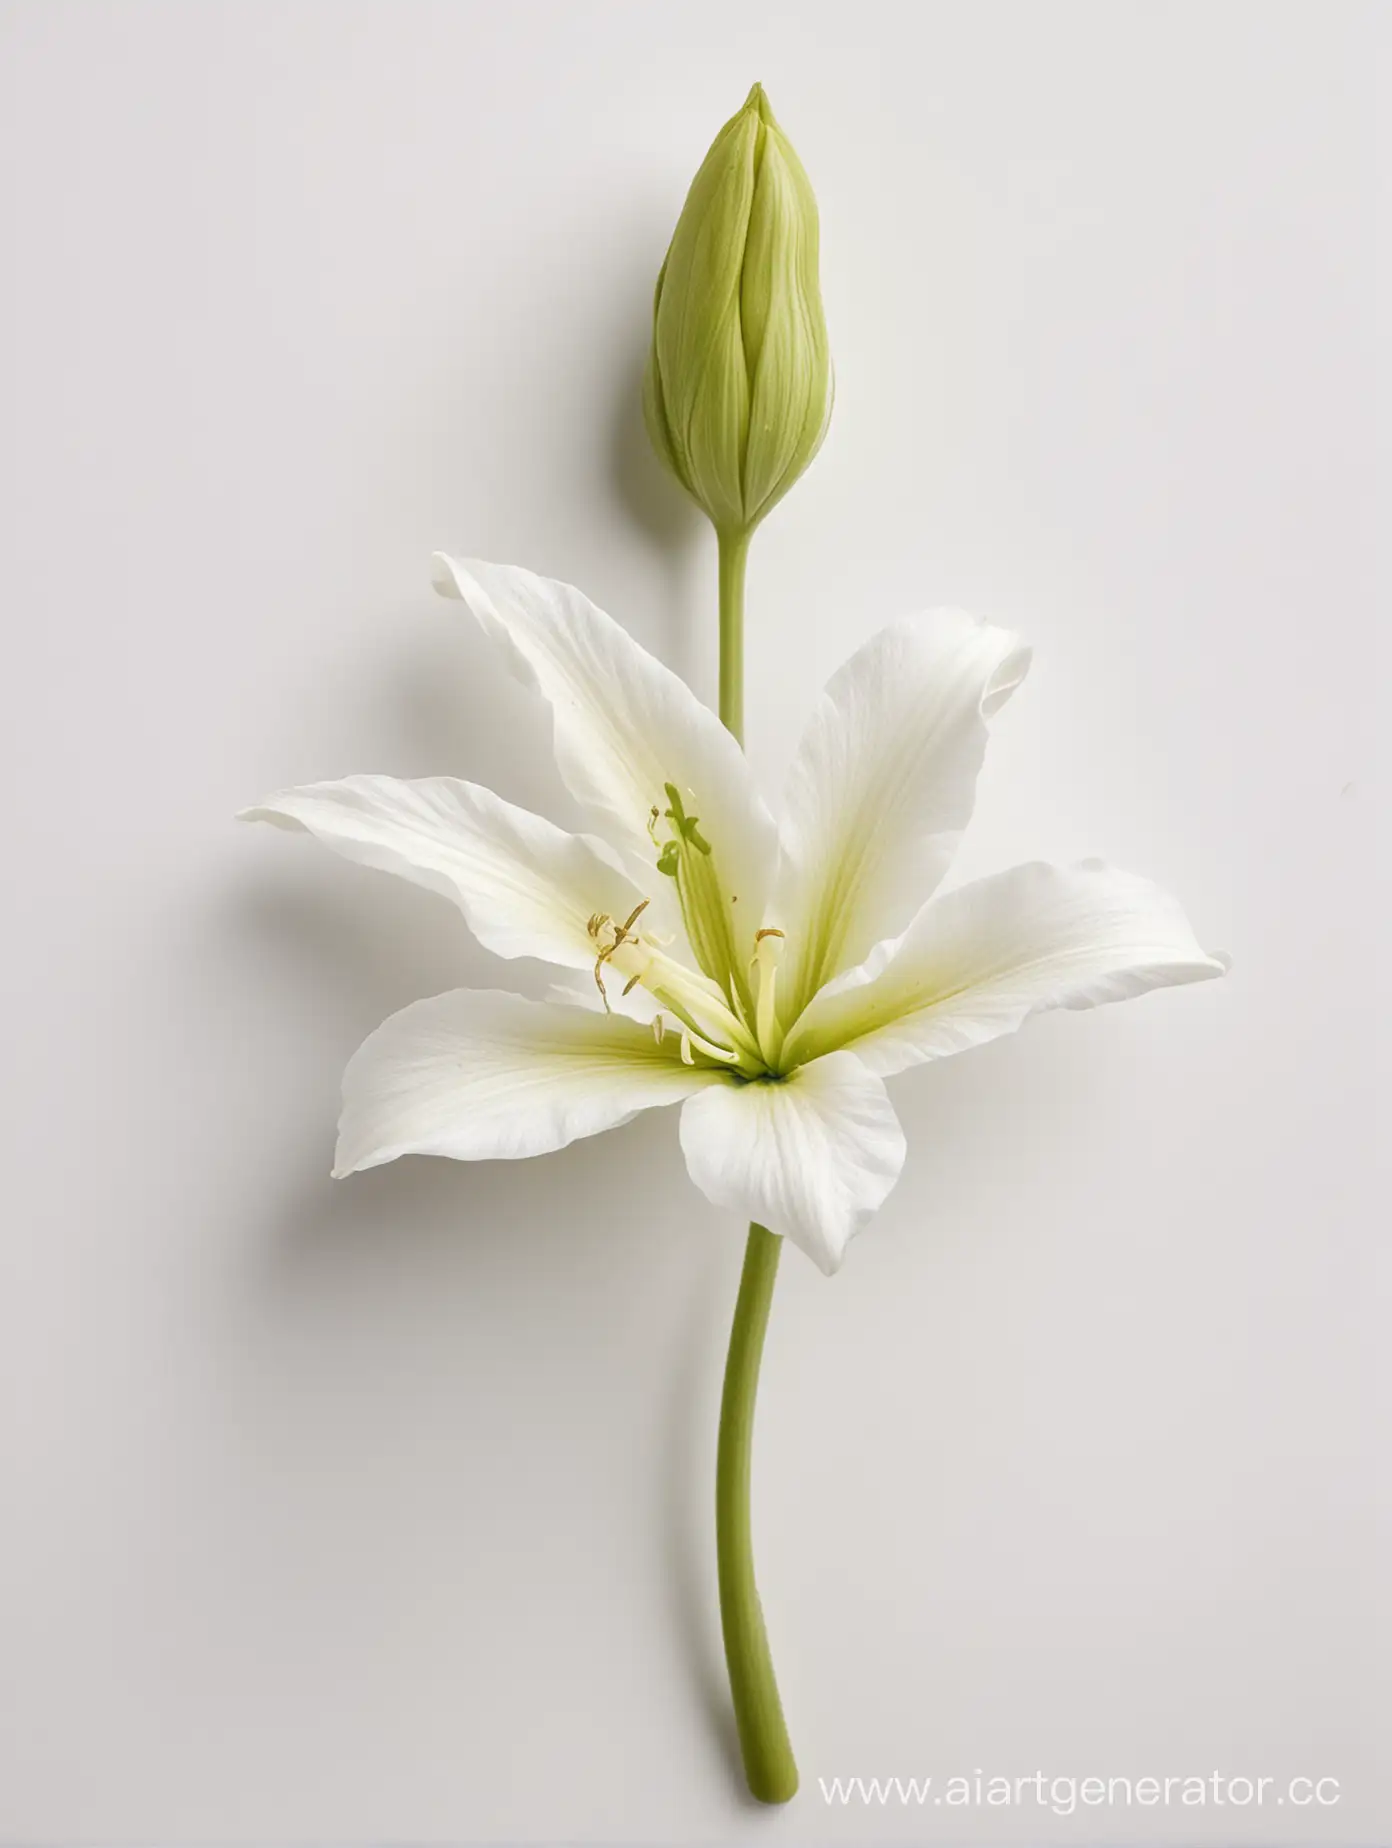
[{"left": 644, "top": 83, "right": 832, "bottom": 540}]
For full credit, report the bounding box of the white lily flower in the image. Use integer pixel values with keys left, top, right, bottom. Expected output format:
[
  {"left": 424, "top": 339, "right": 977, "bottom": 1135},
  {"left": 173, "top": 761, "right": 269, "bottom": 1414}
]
[{"left": 244, "top": 558, "right": 1226, "bottom": 1275}]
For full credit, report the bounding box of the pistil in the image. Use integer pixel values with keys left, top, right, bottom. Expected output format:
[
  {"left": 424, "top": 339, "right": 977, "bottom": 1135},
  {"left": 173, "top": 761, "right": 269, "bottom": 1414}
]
[{"left": 651, "top": 787, "right": 754, "bottom": 1020}]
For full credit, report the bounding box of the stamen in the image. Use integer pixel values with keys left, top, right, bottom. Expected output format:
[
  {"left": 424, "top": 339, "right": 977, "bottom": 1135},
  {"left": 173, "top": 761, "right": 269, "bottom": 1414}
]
[
  {"left": 752, "top": 928, "right": 786, "bottom": 1065},
  {"left": 589, "top": 905, "right": 651, "bottom": 1014},
  {"left": 687, "top": 1030, "right": 739, "bottom": 1063},
  {"left": 586, "top": 873, "right": 760, "bottom": 1072},
  {"left": 678, "top": 1027, "right": 738, "bottom": 1068},
  {"left": 591, "top": 896, "right": 652, "bottom": 991},
  {"left": 616, "top": 898, "right": 650, "bottom": 937},
  {"left": 652, "top": 966, "right": 760, "bottom": 1068}
]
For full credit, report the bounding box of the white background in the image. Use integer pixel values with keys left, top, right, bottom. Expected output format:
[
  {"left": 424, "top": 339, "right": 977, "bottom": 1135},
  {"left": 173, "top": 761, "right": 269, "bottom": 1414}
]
[{"left": 0, "top": 2, "right": 1384, "bottom": 1841}]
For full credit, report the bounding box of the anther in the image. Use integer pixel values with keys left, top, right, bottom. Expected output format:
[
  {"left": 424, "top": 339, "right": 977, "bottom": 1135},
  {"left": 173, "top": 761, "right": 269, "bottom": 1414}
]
[
  {"left": 590, "top": 898, "right": 654, "bottom": 1016},
  {"left": 616, "top": 898, "right": 650, "bottom": 939}
]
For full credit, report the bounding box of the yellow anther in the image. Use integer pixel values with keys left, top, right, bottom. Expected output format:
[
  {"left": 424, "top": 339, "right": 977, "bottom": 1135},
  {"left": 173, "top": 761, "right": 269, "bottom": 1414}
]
[
  {"left": 584, "top": 887, "right": 758, "bottom": 1071},
  {"left": 617, "top": 898, "right": 651, "bottom": 938},
  {"left": 590, "top": 899, "right": 655, "bottom": 1017}
]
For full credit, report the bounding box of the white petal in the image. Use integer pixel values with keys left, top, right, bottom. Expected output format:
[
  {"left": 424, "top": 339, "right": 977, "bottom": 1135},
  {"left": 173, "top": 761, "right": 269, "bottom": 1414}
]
[
  {"left": 431, "top": 555, "right": 776, "bottom": 970},
  {"left": 784, "top": 859, "right": 1228, "bottom": 1078},
  {"left": 334, "top": 988, "right": 720, "bottom": 1176},
  {"left": 242, "top": 776, "right": 643, "bottom": 972},
  {"left": 771, "top": 609, "right": 1030, "bottom": 1012},
  {"left": 678, "top": 1051, "right": 906, "bottom": 1274},
  {"left": 544, "top": 971, "right": 665, "bottom": 1026}
]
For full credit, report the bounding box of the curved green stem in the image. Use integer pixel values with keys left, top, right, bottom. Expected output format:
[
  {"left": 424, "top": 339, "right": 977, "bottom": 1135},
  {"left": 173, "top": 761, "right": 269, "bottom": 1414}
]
[
  {"left": 713, "top": 529, "right": 798, "bottom": 1804},
  {"left": 717, "top": 1222, "right": 798, "bottom": 1803}
]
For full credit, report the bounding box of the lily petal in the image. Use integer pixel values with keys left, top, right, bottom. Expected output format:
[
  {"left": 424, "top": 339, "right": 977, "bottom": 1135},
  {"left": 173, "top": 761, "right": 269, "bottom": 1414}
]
[
  {"left": 334, "top": 988, "right": 721, "bottom": 1176},
  {"left": 545, "top": 972, "right": 665, "bottom": 1026},
  {"left": 431, "top": 556, "right": 777, "bottom": 985},
  {"left": 678, "top": 1051, "right": 906, "bottom": 1274},
  {"left": 771, "top": 609, "right": 1030, "bottom": 1014},
  {"left": 784, "top": 859, "right": 1228, "bottom": 1078},
  {"left": 242, "top": 775, "right": 642, "bottom": 972}
]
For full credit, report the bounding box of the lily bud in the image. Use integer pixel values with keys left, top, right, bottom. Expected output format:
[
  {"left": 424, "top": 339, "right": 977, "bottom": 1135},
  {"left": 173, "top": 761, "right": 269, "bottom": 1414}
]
[{"left": 644, "top": 83, "right": 832, "bottom": 540}]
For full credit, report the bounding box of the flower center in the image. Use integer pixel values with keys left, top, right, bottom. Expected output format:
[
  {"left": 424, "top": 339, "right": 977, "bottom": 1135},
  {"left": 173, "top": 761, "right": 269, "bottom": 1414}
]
[
  {"left": 585, "top": 787, "right": 793, "bottom": 1076},
  {"left": 585, "top": 904, "right": 757, "bottom": 1072}
]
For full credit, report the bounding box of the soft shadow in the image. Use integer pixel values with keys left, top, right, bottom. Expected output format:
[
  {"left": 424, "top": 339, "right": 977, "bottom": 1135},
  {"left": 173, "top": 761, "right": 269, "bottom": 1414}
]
[
  {"left": 607, "top": 345, "right": 702, "bottom": 555},
  {"left": 232, "top": 859, "right": 486, "bottom": 1022},
  {"left": 602, "top": 293, "right": 710, "bottom": 694},
  {"left": 654, "top": 1240, "right": 748, "bottom": 1791},
  {"left": 234, "top": 313, "right": 763, "bottom": 1797},
  {"left": 391, "top": 626, "right": 574, "bottom": 824},
  {"left": 234, "top": 843, "right": 755, "bottom": 1798}
]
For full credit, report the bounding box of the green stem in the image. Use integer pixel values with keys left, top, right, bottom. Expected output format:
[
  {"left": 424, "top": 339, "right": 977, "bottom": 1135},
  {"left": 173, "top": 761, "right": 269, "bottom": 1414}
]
[
  {"left": 714, "top": 530, "right": 798, "bottom": 1805},
  {"left": 717, "top": 528, "right": 749, "bottom": 744},
  {"left": 717, "top": 1223, "right": 797, "bottom": 1803}
]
